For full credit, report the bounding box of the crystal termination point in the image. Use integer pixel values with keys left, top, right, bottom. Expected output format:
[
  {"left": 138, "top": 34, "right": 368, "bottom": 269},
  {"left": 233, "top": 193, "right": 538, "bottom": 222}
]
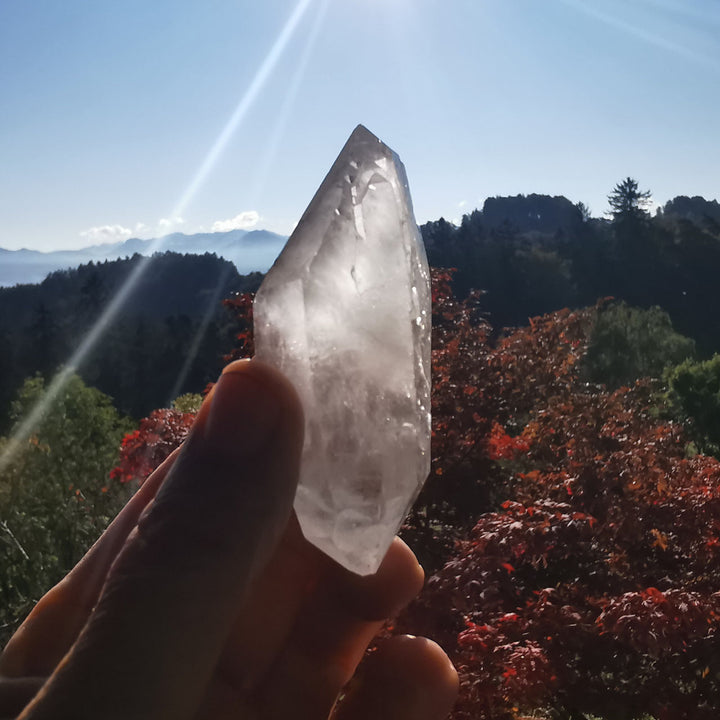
[{"left": 254, "top": 125, "right": 431, "bottom": 575}]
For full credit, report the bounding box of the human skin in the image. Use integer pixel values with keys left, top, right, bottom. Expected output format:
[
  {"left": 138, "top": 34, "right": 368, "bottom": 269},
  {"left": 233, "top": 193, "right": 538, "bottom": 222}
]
[{"left": 0, "top": 359, "right": 458, "bottom": 720}]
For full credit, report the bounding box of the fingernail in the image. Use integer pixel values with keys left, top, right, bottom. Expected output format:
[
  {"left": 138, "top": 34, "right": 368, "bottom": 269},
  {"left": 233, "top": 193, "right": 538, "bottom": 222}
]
[{"left": 201, "top": 362, "right": 282, "bottom": 456}]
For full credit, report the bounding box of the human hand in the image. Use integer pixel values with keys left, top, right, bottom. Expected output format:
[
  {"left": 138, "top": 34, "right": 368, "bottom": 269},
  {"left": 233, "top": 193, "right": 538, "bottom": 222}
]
[{"left": 0, "top": 359, "right": 458, "bottom": 719}]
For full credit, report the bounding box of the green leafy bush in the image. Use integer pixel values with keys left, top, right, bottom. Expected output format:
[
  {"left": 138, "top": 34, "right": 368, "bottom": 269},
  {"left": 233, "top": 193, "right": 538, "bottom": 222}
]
[
  {"left": 0, "top": 374, "right": 132, "bottom": 644},
  {"left": 172, "top": 392, "right": 204, "bottom": 414},
  {"left": 665, "top": 355, "right": 720, "bottom": 456},
  {"left": 582, "top": 301, "right": 695, "bottom": 389}
]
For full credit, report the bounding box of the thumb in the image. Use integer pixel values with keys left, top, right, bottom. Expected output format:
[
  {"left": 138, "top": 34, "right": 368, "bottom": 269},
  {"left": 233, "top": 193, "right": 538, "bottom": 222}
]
[{"left": 21, "top": 359, "right": 304, "bottom": 720}]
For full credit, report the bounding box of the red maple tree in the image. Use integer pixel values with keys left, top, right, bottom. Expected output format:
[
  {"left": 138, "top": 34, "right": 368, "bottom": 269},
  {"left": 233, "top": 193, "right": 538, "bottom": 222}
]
[
  {"left": 399, "top": 273, "right": 720, "bottom": 719},
  {"left": 110, "top": 408, "right": 195, "bottom": 486}
]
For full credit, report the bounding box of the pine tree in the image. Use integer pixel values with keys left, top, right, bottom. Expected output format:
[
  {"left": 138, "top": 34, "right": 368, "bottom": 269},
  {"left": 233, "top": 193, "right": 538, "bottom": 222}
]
[{"left": 607, "top": 177, "right": 652, "bottom": 224}]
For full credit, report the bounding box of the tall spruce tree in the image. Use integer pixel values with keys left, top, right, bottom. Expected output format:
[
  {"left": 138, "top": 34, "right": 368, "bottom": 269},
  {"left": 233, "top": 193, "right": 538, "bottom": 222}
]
[{"left": 607, "top": 177, "right": 652, "bottom": 224}]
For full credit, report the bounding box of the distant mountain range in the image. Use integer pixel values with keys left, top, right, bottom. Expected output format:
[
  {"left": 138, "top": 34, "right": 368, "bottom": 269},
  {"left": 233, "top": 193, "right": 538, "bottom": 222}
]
[{"left": 0, "top": 228, "right": 288, "bottom": 287}]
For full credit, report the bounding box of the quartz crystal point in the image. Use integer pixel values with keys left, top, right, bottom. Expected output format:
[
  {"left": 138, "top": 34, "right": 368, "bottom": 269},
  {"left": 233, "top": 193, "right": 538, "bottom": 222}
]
[{"left": 254, "top": 125, "right": 431, "bottom": 575}]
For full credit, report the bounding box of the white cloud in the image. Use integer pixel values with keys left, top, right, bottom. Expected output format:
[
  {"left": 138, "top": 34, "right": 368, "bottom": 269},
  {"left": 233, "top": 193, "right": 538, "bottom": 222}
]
[
  {"left": 158, "top": 216, "right": 185, "bottom": 231},
  {"left": 458, "top": 200, "right": 467, "bottom": 208},
  {"left": 212, "top": 210, "right": 260, "bottom": 233},
  {"left": 79, "top": 224, "right": 133, "bottom": 245}
]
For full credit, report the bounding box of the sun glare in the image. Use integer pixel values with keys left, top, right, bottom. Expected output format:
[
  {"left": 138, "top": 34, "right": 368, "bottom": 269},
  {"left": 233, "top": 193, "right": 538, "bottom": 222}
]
[
  {"left": 0, "top": 0, "right": 319, "bottom": 475},
  {"left": 163, "top": 0, "right": 330, "bottom": 403}
]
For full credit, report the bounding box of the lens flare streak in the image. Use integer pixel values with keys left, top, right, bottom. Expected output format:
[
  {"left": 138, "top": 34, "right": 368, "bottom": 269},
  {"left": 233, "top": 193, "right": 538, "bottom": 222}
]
[
  {"left": 249, "top": 0, "right": 332, "bottom": 206},
  {"left": 172, "top": 0, "right": 317, "bottom": 220},
  {"left": 165, "top": 263, "right": 233, "bottom": 407},
  {"left": 0, "top": 0, "right": 317, "bottom": 475},
  {"left": 164, "top": 0, "right": 329, "bottom": 404},
  {"left": 559, "top": 0, "right": 720, "bottom": 73}
]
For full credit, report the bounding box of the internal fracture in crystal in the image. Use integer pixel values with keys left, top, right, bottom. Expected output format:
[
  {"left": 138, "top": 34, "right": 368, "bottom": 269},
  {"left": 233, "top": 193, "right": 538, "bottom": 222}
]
[{"left": 254, "top": 125, "right": 431, "bottom": 575}]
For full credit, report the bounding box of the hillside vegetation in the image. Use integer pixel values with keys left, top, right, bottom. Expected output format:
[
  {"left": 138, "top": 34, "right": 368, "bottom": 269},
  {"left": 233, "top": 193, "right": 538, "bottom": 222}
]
[
  {"left": 423, "top": 190, "right": 720, "bottom": 356},
  {"left": 4, "top": 183, "right": 720, "bottom": 717},
  {"left": 0, "top": 252, "right": 262, "bottom": 425}
]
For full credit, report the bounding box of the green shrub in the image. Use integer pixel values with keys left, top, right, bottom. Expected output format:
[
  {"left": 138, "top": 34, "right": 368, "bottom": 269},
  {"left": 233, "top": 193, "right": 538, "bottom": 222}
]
[
  {"left": 665, "top": 355, "right": 720, "bottom": 456},
  {"left": 172, "top": 392, "right": 204, "bottom": 414},
  {"left": 0, "top": 374, "right": 133, "bottom": 645},
  {"left": 583, "top": 301, "right": 695, "bottom": 389}
]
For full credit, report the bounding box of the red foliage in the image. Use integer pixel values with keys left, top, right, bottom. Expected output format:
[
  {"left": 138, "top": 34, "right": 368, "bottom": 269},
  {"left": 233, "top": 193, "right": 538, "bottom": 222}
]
[
  {"left": 486, "top": 422, "right": 531, "bottom": 461},
  {"left": 397, "top": 274, "right": 720, "bottom": 719},
  {"left": 597, "top": 588, "right": 712, "bottom": 656},
  {"left": 403, "top": 269, "right": 595, "bottom": 571},
  {"left": 222, "top": 292, "right": 254, "bottom": 363},
  {"left": 110, "top": 408, "right": 195, "bottom": 485}
]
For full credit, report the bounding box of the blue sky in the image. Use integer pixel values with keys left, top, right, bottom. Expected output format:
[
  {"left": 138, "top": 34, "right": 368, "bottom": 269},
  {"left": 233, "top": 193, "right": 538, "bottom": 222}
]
[{"left": 1, "top": 0, "right": 718, "bottom": 251}]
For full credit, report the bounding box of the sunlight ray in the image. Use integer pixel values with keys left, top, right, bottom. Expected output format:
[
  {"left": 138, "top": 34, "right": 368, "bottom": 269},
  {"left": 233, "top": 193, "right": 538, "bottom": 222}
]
[
  {"left": 162, "top": 0, "right": 329, "bottom": 405},
  {"left": 248, "top": 0, "right": 331, "bottom": 207},
  {"left": 0, "top": 0, "right": 317, "bottom": 476},
  {"left": 165, "top": 263, "right": 233, "bottom": 407},
  {"left": 558, "top": 0, "right": 720, "bottom": 74},
  {"left": 634, "top": 0, "right": 720, "bottom": 28},
  {"left": 171, "top": 0, "right": 316, "bottom": 220},
  {"left": 0, "top": 254, "right": 153, "bottom": 474}
]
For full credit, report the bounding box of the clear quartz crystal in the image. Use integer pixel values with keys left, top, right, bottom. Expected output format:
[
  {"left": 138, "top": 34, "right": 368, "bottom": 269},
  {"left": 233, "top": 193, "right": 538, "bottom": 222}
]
[{"left": 254, "top": 125, "right": 431, "bottom": 575}]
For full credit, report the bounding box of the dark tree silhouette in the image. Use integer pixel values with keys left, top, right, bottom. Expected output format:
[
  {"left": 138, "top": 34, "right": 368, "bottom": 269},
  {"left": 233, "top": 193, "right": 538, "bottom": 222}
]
[{"left": 607, "top": 177, "right": 652, "bottom": 224}]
